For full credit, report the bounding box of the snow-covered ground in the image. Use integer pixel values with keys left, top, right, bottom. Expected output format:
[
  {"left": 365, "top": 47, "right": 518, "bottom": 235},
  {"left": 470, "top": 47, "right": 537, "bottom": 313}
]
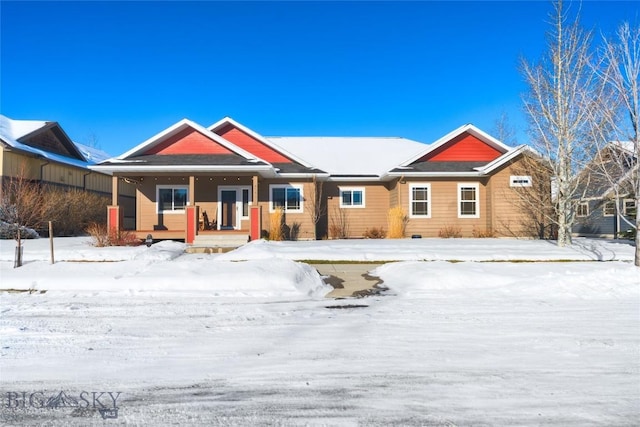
[{"left": 1, "top": 237, "right": 638, "bottom": 425}]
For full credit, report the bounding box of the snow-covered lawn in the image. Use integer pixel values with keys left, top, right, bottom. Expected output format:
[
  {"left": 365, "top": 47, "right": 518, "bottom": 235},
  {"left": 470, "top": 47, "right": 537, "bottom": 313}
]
[{"left": 0, "top": 237, "right": 638, "bottom": 425}]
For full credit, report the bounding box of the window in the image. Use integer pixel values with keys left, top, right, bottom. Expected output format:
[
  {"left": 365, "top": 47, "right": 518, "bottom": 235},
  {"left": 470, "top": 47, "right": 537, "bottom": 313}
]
[
  {"left": 458, "top": 183, "right": 479, "bottom": 218},
  {"left": 576, "top": 202, "right": 589, "bottom": 217},
  {"left": 157, "top": 185, "right": 188, "bottom": 213},
  {"left": 339, "top": 187, "right": 365, "bottom": 208},
  {"left": 409, "top": 184, "right": 431, "bottom": 218},
  {"left": 603, "top": 201, "right": 616, "bottom": 217},
  {"left": 270, "top": 184, "right": 303, "bottom": 213},
  {"left": 510, "top": 175, "right": 532, "bottom": 187},
  {"left": 623, "top": 199, "right": 637, "bottom": 218}
]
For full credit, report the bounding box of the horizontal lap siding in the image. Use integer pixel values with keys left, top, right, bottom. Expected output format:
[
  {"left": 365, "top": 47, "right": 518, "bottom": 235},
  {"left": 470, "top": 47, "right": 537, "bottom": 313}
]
[
  {"left": 137, "top": 177, "right": 189, "bottom": 231},
  {"left": 145, "top": 128, "right": 232, "bottom": 155},
  {"left": 400, "top": 179, "right": 488, "bottom": 237},
  {"left": 217, "top": 125, "right": 292, "bottom": 163},
  {"left": 258, "top": 179, "right": 315, "bottom": 239},
  {"left": 326, "top": 182, "right": 390, "bottom": 238}
]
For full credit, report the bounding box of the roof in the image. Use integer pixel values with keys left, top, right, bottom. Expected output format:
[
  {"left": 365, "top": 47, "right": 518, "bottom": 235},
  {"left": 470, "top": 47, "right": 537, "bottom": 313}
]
[
  {"left": 266, "top": 136, "right": 427, "bottom": 177},
  {"left": 399, "top": 123, "right": 511, "bottom": 167},
  {"left": 0, "top": 114, "right": 95, "bottom": 169}
]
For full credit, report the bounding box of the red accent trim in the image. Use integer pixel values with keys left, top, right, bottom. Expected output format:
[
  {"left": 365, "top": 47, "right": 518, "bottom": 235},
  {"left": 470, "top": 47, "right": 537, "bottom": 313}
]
[
  {"left": 107, "top": 206, "right": 120, "bottom": 233},
  {"left": 186, "top": 206, "right": 197, "bottom": 244},
  {"left": 216, "top": 124, "right": 293, "bottom": 163},
  {"left": 418, "top": 132, "right": 503, "bottom": 162},
  {"left": 145, "top": 127, "right": 233, "bottom": 155},
  {"left": 250, "top": 206, "right": 262, "bottom": 241}
]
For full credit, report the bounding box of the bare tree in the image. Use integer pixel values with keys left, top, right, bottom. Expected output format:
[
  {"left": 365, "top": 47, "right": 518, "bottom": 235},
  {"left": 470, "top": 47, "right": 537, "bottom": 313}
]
[
  {"left": 591, "top": 22, "right": 640, "bottom": 266},
  {"left": 307, "top": 175, "right": 326, "bottom": 239},
  {"left": 0, "top": 164, "right": 57, "bottom": 266},
  {"left": 492, "top": 111, "right": 518, "bottom": 147},
  {"left": 522, "top": 0, "right": 605, "bottom": 247}
]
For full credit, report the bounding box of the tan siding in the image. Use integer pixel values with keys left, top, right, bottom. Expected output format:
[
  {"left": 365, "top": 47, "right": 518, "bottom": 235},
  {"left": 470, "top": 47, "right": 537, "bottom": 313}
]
[
  {"left": 489, "top": 158, "right": 545, "bottom": 237},
  {"left": 400, "top": 178, "right": 489, "bottom": 237},
  {"left": 324, "top": 182, "right": 390, "bottom": 238},
  {"left": 258, "top": 179, "right": 316, "bottom": 240}
]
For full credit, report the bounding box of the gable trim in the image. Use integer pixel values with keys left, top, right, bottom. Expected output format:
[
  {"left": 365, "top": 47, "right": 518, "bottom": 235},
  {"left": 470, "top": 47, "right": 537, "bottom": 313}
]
[
  {"left": 208, "top": 117, "right": 313, "bottom": 168},
  {"left": 117, "top": 119, "right": 264, "bottom": 162},
  {"left": 399, "top": 124, "right": 511, "bottom": 167}
]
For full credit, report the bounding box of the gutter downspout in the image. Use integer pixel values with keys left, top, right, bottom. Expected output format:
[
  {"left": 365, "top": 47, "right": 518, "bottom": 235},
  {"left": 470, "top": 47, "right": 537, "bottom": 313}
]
[
  {"left": 39, "top": 158, "right": 50, "bottom": 182},
  {"left": 83, "top": 171, "right": 91, "bottom": 190}
]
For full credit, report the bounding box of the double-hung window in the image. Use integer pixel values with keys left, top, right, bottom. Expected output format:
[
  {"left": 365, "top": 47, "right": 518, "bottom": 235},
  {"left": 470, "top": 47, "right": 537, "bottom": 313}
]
[
  {"left": 339, "top": 187, "right": 365, "bottom": 208},
  {"left": 458, "top": 183, "right": 479, "bottom": 218},
  {"left": 157, "top": 185, "right": 188, "bottom": 213},
  {"left": 603, "top": 201, "right": 616, "bottom": 217},
  {"left": 409, "top": 184, "right": 431, "bottom": 218},
  {"left": 576, "top": 202, "right": 589, "bottom": 217},
  {"left": 270, "top": 184, "right": 303, "bottom": 213},
  {"left": 623, "top": 199, "right": 637, "bottom": 218}
]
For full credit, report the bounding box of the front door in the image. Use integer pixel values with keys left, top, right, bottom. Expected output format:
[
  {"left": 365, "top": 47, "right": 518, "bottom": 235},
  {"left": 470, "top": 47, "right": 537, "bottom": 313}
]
[
  {"left": 220, "top": 189, "right": 237, "bottom": 230},
  {"left": 217, "top": 185, "right": 251, "bottom": 230}
]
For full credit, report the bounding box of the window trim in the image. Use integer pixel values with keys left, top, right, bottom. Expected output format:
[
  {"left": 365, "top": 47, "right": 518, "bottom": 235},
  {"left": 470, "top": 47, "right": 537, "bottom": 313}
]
[
  {"left": 603, "top": 201, "right": 616, "bottom": 217},
  {"left": 458, "top": 183, "right": 480, "bottom": 219},
  {"left": 269, "top": 184, "right": 304, "bottom": 213},
  {"left": 156, "top": 185, "right": 189, "bottom": 214},
  {"left": 623, "top": 199, "right": 637, "bottom": 217},
  {"left": 409, "top": 183, "right": 431, "bottom": 218},
  {"left": 339, "top": 187, "right": 366, "bottom": 209},
  {"left": 576, "top": 202, "right": 589, "bottom": 217},
  {"left": 510, "top": 175, "right": 532, "bottom": 187}
]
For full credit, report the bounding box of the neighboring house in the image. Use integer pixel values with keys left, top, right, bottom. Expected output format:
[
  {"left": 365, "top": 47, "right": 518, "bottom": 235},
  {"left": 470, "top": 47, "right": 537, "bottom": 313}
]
[
  {"left": 573, "top": 141, "right": 637, "bottom": 238},
  {"left": 91, "top": 117, "right": 546, "bottom": 243},
  {"left": 0, "top": 114, "right": 136, "bottom": 228}
]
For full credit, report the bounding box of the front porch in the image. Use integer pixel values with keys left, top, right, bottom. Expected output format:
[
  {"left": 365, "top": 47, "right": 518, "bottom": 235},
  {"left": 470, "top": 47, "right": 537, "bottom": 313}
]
[{"left": 108, "top": 174, "right": 263, "bottom": 245}]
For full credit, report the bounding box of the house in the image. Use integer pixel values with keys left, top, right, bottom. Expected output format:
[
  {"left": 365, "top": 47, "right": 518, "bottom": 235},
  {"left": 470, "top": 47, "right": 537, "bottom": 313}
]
[
  {"left": 0, "top": 114, "right": 136, "bottom": 229},
  {"left": 573, "top": 141, "right": 637, "bottom": 238},
  {"left": 91, "top": 117, "right": 547, "bottom": 244}
]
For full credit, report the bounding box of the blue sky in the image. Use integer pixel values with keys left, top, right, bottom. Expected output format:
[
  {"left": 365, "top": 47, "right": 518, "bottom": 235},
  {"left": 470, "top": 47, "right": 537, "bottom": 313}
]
[{"left": 1, "top": 1, "right": 638, "bottom": 156}]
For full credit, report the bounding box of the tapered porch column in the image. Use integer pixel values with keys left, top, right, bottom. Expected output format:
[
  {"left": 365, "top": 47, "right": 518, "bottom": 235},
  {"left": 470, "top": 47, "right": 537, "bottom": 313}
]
[{"left": 107, "top": 175, "right": 121, "bottom": 234}]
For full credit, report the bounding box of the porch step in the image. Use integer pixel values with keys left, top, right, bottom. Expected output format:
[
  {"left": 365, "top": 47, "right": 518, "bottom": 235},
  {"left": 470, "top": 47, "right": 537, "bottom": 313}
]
[{"left": 192, "top": 233, "right": 250, "bottom": 248}]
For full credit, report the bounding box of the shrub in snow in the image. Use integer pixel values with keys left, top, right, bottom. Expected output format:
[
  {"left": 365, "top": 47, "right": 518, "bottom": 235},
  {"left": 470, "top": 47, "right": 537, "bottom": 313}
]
[
  {"left": 0, "top": 220, "right": 40, "bottom": 240},
  {"left": 86, "top": 222, "right": 141, "bottom": 247},
  {"left": 363, "top": 227, "right": 386, "bottom": 239},
  {"left": 438, "top": 225, "right": 462, "bottom": 238},
  {"left": 387, "top": 207, "right": 408, "bottom": 238}
]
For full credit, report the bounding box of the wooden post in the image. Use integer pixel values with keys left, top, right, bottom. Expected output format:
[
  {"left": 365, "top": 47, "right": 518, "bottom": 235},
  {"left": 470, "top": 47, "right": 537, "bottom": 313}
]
[{"left": 49, "top": 221, "right": 54, "bottom": 264}]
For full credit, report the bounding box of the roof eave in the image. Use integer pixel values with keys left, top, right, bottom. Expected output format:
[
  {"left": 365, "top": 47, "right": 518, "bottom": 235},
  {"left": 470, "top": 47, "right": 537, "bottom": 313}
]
[{"left": 89, "top": 164, "right": 274, "bottom": 174}]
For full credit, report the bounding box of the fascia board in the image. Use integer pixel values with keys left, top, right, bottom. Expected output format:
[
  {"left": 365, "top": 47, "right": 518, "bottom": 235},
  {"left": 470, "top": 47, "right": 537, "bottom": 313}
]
[{"left": 208, "top": 116, "right": 313, "bottom": 168}]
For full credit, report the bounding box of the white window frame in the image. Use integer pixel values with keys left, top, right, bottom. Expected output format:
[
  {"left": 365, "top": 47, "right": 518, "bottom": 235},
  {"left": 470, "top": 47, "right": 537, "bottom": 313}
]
[
  {"left": 603, "top": 201, "right": 616, "bottom": 217},
  {"left": 458, "top": 183, "right": 480, "bottom": 218},
  {"left": 156, "top": 185, "right": 189, "bottom": 214},
  {"left": 623, "top": 199, "right": 636, "bottom": 217},
  {"left": 339, "top": 187, "right": 366, "bottom": 208},
  {"left": 269, "top": 184, "right": 304, "bottom": 213},
  {"left": 510, "top": 175, "right": 532, "bottom": 187},
  {"left": 576, "top": 202, "right": 589, "bottom": 217},
  {"left": 409, "top": 183, "right": 431, "bottom": 218}
]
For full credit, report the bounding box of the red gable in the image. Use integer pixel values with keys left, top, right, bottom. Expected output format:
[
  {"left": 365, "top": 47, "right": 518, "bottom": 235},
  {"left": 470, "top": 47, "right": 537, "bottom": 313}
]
[
  {"left": 144, "top": 127, "right": 233, "bottom": 155},
  {"left": 215, "top": 124, "right": 292, "bottom": 163},
  {"left": 417, "top": 132, "right": 503, "bottom": 163}
]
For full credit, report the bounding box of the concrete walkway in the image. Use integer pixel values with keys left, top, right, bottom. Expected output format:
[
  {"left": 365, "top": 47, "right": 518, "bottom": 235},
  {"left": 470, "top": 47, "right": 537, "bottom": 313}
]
[{"left": 311, "top": 263, "right": 386, "bottom": 298}]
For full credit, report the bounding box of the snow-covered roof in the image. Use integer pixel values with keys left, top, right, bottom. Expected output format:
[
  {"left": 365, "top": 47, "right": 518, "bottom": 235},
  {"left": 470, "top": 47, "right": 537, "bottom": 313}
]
[
  {"left": 74, "top": 142, "right": 113, "bottom": 163},
  {"left": 0, "top": 114, "right": 96, "bottom": 169},
  {"left": 266, "top": 136, "right": 427, "bottom": 177}
]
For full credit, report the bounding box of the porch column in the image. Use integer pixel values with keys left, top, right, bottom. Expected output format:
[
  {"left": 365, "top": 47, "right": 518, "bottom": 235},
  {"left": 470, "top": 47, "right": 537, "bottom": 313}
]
[
  {"left": 107, "top": 176, "right": 121, "bottom": 234},
  {"left": 189, "top": 176, "right": 196, "bottom": 206},
  {"left": 250, "top": 206, "right": 262, "bottom": 241},
  {"left": 252, "top": 175, "right": 259, "bottom": 204},
  {"left": 185, "top": 205, "right": 198, "bottom": 244},
  {"left": 112, "top": 175, "right": 119, "bottom": 206}
]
